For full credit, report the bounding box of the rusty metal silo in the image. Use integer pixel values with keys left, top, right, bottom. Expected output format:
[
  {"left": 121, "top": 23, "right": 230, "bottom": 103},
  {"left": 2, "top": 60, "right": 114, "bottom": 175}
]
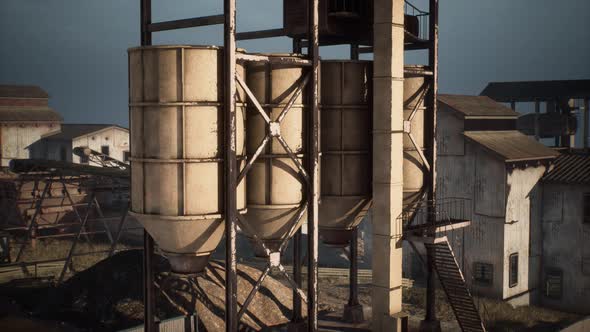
[
  {"left": 319, "top": 60, "right": 372, "bottom": 247},
  {"left": 128, "top": 45, "right": 246, "bottom": 273},
  {"left": 403, "top": 65, "right": 429, "bottom": 208},
  {"left": 243, "top": 54, "right": 307, "bottom": 255}
]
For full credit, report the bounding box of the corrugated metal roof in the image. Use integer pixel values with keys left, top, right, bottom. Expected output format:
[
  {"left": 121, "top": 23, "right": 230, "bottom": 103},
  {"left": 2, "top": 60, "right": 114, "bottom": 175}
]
[
  {"left": 0, "top": 85, "right": 49, "bottom": 99},
  {"left": 43, "top": 124, "right": 127, "bottom": 140},
  {"left": 543, "top": 150, "right": 590, "bottom": 184},
  {"left": 481, "top": 80, "right": 590, "bottom": 102},
  {"left": 464, "top": 130, "right": 558, "bottom": 162},
  {"left": 438, "top": 94, "right": 519, "bottom": 118},
  {"left": 0, "top": 106, "right": 62, "bottom": 122}
]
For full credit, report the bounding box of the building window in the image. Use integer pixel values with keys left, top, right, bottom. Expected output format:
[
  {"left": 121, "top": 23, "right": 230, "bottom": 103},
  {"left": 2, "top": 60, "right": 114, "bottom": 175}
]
[
  {"left": 123, "top": 151, "right": 130, "bottom": 163},
  {"left": 509, "top": 253, "right": 518, "bottom": 288},
  {"left": 583, "top": 257, "right": 590, "bottom": 276},
  {"left": 473, "top": 262, "right": 493, "bottom": 285},
  {"left": 80, "top": 154, "right": 89, "bottom": 164},
  {"left": 545, "top": 269, "right": 563, "bottom": 299},
  {"left": 101, "top": 145, "right": 110, "bottom": 156},
  {"left": 59, "top": 146, "right": 67, "bottom": 161},
  {"left": 584, "top": 193, "right": 590, "bottom": 223}
]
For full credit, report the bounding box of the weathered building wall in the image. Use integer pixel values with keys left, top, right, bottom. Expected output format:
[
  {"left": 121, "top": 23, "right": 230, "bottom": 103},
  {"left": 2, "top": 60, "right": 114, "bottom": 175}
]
[
  {"left": 0, "top": 123, "right": 60, "bottom": 166},
  {"left": 464, "top": 144, "right": 507, "bottom": 298},
  {"left": 504, "top": 165, "right": 546, "bottom": 303},
  {"left": 540, "top": 183, "right": 590, "bottom": 314},
  {"left": 529, "top": 182, "right": 544, "bottom": 304},
  {"left": 72, "top": 127, "right": 129, "bottom": 165}
]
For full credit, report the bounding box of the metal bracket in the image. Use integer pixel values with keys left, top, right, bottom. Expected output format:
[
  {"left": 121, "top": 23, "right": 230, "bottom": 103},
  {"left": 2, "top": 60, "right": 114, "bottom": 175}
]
[{"left": 269, "top": 121, "right": 281, "bottom": 137}]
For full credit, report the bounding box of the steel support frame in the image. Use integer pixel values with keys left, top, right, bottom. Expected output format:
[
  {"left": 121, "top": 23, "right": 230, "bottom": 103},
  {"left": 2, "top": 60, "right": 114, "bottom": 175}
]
[
  {"left": 306, "top": 0, "right": 320, "bottom": 330},
  {"left": 137, "top": 0, "right": 320, "bottom": 329},
  {"left": 231, "top": 56, "right": 313, "bottom": 325},
  {"left": 424, "top": 0, "right": 440, "bottom": 327},
  {"left": 140, "top": 1, "right": 156, "bottom": 332}
]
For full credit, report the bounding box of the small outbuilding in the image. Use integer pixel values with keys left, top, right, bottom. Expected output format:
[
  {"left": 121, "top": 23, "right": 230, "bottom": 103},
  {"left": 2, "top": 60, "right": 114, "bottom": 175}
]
[
  {"left": 435, "top": 94, "right": 558, "bottom": 305},
  {"left": 31, "top": 124, "right": 129, "bottom": 166},
  {"left": 0, "top": 85, "right": 62, "bottom": 167}
]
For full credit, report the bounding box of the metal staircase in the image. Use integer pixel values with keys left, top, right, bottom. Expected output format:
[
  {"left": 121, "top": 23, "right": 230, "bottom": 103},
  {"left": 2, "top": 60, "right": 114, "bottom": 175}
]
[
  {"left": 425, "top": 241, "right": 486, "bottom": 332},
  {"left": 402, "top": 198, "right": 486, "bottom": 332}
]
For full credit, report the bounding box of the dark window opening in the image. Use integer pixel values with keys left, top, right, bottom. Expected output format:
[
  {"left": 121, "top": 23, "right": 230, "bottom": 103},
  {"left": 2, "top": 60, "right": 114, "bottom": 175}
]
[
  {"left": 80, "top": 154, "right": 89, "bottom": 164},
  {"left": 509, "top": 253, "right": 519, "bottom": 288},
  {"left": 101, "top": 145, "right": 110, "bottom": 156},
  {"left": 59, "top": 146, "right": 67, "bottom": 161},
  {"left": 123, "top": 151, "right": 130, "bottom": 163},
  {"left": 584, "top": 193, "right": 590, "bottom": 223},
  {"left": 473, "top": 262, "right": 493, "bottom": 285},
  {"left": 583, "top": 257, "right": 590, "bottom": 276},
  {"left": 545, "top": 269, "right": 563, "bottom": 299}
]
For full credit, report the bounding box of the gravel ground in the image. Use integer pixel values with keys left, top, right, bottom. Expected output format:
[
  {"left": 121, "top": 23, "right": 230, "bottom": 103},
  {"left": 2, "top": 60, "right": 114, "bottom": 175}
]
[{"left": 0, "top": 239, "right": 582, "bottom": 332}]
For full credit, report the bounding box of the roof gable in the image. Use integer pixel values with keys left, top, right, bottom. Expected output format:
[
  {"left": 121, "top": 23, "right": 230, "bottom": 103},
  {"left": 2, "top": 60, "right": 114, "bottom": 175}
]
[
  {"left": 543, "top": 150, "right": 590, "bottom": 184},
  {"left": 464, "top": 130, "right": 558, "bottom": 163},
  {"left": 438, "top": 94, "right": 519, "bottom": 118},
  {"left": 0, "top": 106, "right": 62, "bottom": 122},
  {"left": 43, "top": 124, "right": 128, "bottom": 140},
  {"left": 0, "top": 85, "right": 49, "bottom": 99}
]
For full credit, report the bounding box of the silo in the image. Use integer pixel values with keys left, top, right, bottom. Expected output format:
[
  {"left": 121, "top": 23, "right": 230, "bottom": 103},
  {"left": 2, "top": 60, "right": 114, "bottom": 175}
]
[
  {"left": 319, "top": 60, "right": 372, "bottom": 247},
  {"left": 128, "top": 45, "right": 246, "bottom": 273},
  {"left": 403, "top": 65, "right": 429, "bottom": 208},
  {"left": 244, "top": 54, "right": 307, "bottom": 255}
]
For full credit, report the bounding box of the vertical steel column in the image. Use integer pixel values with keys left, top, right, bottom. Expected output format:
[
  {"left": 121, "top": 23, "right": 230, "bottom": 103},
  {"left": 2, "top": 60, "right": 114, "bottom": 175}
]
[
  {"left": 350, "top": 44, "right": 360, "bottom": 60},
  {"left": 223, "top": 0, "right": 238, "bottom": 329},
  {"left": 348, "top": 227, "right": 360, "bottom": 306},
  {"left": 424, "top": 0, "right": 439, "bottom": 328},
  {"left": 307, "top": 0, "right": 320, "bottom": 329},
  {"left": 346, "top": 43, "right": 363, "bottom": 324},
  {"left": 534, "top": 100, "right": 540, "bottom": 141},
  {"left": 292, "top": 37, "right": 304, "bottom": 325},
  {"left": 584, "top": 98, "right": 589, "bottom": 150},
  {"left": 140, "top": 1, "right": 155, "bottom": 332}
]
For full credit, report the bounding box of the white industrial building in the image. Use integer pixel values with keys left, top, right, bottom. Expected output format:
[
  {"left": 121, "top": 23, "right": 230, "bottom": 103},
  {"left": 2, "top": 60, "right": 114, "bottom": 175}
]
[
  {"left": 0, "top": 85, "right": 62, "bottom": 167},
  {"left": 435, "top": 94, "right": 558, "bottom": 305},
  {"left": 534, "top": 150, "right": 590, "bottom": 314},
  {"left": 30, "top": 124, "right": 129, "bottom": 166}
]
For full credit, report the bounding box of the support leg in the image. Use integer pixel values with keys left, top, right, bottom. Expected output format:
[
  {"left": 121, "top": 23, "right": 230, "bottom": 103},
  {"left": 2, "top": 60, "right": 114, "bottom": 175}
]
[
  {"left": 288, "top": 229, "right": 306, "bottom": 332},
  {"left": 344, "top": 227, "right": 364, "bottom": 323},
  {"left": 420, "top": 245, "right": 441, "bottom": 332},
  {"left": 143, "top": 231, "right": 156, "bottom": 332}
]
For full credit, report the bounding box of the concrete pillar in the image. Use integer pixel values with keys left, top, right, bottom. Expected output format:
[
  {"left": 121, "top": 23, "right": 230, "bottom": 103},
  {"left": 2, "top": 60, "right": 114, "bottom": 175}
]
[{"left": 372, "top": 0, "right": 405, "bottom": 330}]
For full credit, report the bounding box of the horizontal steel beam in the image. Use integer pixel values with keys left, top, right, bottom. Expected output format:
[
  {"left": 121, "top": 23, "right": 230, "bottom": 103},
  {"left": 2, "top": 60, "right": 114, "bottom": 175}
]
[
  {"left": 236, "top": 28, "right": 285, "bottom": 40},
  {"left": 358, "top": 46, "right": 373, "bottom": 54},
  {"left": 236, "top": 52, "right": 312, "bottom": 65},
  {"left": 148, "top": 14, "right": 224, "bottom": 32}
]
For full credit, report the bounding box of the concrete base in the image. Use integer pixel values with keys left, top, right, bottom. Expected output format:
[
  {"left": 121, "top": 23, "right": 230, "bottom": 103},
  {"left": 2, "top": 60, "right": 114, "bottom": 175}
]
[
  {"left": 373, "top": 313, "right": 408, "bottom": 332},
  {"left": 418, "top": 319, "right": 442, "bottom": 332},
  {"left": 287, "top": 320, "right": 306, "bottom": 332},
  {"left": 343, "top": 303, "right": 364, "bottom": 324}
]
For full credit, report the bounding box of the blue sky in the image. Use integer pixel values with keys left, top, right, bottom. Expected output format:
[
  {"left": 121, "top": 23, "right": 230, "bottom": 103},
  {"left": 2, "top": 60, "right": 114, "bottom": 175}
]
[{"left": 1, "top": 0, "right": 589, "bottom": 126}]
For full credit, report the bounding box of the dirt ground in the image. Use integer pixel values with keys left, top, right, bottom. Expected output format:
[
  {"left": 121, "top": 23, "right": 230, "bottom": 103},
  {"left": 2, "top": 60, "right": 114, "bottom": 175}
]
[{"left": 0, "top": 238, "right": 583, "bottom": 332}]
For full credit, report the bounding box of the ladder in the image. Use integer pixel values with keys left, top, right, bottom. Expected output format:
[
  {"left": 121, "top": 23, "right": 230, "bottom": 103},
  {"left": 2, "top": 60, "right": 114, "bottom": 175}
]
[{"left": 425, "top": 240, "right": 486, "bottom": 332}]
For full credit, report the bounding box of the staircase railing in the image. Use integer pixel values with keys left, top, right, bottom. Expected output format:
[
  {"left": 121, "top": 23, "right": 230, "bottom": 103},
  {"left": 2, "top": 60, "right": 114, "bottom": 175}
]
[
  {"left": 441, "top": 219, "right": 491, "bottom": 328},
  {"left": 401, "top": 197, "right": 472, "bottom": 230}
]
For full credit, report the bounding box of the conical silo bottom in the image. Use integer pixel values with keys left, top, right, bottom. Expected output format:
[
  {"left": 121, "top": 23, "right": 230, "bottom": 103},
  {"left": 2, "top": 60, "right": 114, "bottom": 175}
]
[
  {"left": 129, "top": 212, "right": 225, "bottom": 274},
  {"left": 318, "top": 197, "right": 372, "bottom": 247},
  {"left": 243, "top": 204, "right": 307, "bottom": 257}
]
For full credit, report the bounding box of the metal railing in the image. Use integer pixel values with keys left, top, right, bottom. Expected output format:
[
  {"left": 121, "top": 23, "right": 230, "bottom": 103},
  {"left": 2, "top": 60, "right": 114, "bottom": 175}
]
[
  {"left": 404, "top": 0, "right": 429, "bottom": 40},
  {"left": 401, "top": 197, "right": 473, "bottom": 230}
]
